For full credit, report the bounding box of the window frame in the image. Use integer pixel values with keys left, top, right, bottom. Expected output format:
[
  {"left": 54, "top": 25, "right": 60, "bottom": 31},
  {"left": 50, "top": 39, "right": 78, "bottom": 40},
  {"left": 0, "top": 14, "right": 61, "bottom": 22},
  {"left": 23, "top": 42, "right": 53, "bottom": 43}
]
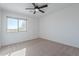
[{"left": 6, "top": 16, "right": 27, "bottom": 32}]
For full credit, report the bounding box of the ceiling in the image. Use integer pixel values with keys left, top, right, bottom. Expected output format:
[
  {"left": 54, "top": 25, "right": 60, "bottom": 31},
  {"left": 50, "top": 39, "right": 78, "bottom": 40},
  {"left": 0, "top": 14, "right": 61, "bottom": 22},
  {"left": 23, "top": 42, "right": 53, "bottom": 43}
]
[{"left": 0, "top": 3, "right": 73, "bottom": 18}]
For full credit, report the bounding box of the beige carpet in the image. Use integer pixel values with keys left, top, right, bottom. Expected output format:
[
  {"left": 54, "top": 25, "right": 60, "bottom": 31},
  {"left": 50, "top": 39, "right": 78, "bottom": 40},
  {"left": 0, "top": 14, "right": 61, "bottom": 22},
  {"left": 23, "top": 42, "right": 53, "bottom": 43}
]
[{"left": 0, "top": 38, "right": 79, "bottom": 56}]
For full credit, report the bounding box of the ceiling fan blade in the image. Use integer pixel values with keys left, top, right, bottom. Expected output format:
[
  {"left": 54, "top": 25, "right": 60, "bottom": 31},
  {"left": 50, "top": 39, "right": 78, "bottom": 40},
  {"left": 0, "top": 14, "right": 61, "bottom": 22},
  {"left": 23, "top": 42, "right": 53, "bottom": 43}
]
[
  {"left": 39, "top": 9, "right": 45, "bottom": 13},
  {"left": 33, "top": 10, "right": 36, "bottom": 14},
  {"left": 39, "top": 4, "right": 48, "bottom": 9},
  {"left": 25, "top": 8, "right": 34, "bottom": 10},
  {"left": 32, "top": 3, "right": 36, "bottom": 7}
]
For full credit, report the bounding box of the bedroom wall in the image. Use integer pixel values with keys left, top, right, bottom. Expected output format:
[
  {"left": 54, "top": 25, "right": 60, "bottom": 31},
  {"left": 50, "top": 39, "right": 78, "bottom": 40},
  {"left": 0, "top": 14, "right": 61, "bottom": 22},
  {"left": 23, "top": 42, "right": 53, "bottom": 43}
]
[
  {"left": 39, "top": 4, "right": 79, "bottom": 48},
  {"left": 0, "top": 9, "right": 2, "bottom": 47},
  {"left": 1, "top": 10, "right": 38, "bottom": 46}
]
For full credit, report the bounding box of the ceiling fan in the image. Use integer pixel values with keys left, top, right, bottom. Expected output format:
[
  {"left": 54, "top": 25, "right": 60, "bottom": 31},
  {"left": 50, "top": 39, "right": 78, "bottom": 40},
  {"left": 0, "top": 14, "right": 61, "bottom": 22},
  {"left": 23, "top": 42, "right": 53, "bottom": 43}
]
[{"left": 25, "top": 3, "right": 48, "bottom": 14}]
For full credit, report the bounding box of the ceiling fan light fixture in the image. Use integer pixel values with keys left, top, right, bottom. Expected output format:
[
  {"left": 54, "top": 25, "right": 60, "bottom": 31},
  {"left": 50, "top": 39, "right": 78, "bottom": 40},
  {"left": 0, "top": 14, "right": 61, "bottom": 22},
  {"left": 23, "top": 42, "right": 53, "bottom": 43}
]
[
  {"left": 25, "top": 3, "right": 48, "bottom": 14},
  {"left": 35, "top": 9, "right": 39, "bottom": 11}
]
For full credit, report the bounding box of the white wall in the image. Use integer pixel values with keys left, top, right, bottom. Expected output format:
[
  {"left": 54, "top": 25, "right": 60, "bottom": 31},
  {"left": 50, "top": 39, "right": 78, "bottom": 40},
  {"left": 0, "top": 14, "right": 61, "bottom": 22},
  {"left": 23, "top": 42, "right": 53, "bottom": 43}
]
[
  {"left": 40, "top": 4, "right": 79, "bottom": 48},
  {"left": 1, "top": 10, "right": 38, "bottom": 46},
  {"left": 0, "top": 9, "right": 2, "bottom": 47}
]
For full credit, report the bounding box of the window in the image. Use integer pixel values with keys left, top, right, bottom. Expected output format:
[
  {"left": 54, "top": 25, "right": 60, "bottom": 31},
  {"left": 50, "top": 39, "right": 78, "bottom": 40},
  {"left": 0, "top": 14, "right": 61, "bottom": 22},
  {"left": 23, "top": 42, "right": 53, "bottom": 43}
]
[
  {"left": 19, "top": 19, "right": 26, "bottom": 32},
  {"left": 7, "top": 17, "right": 27, "bottom": 32}
]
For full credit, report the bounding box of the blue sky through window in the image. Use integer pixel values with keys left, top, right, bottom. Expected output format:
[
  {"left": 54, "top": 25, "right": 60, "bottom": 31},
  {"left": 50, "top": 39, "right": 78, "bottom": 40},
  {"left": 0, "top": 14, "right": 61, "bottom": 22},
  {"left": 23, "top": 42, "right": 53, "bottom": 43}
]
[
  {"left": 7, "top": 17, "right": 26, "bottom": 32},
  {"left": 8, "top": 18, "right": 18, "bottom": 29}
]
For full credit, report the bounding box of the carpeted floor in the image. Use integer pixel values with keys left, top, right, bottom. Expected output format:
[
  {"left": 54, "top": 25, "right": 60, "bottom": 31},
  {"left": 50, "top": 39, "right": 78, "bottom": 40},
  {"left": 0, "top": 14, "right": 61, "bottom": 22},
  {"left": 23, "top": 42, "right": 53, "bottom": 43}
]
[{"left": 0, "top": 38, "right": 79, "bottom": 56}]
